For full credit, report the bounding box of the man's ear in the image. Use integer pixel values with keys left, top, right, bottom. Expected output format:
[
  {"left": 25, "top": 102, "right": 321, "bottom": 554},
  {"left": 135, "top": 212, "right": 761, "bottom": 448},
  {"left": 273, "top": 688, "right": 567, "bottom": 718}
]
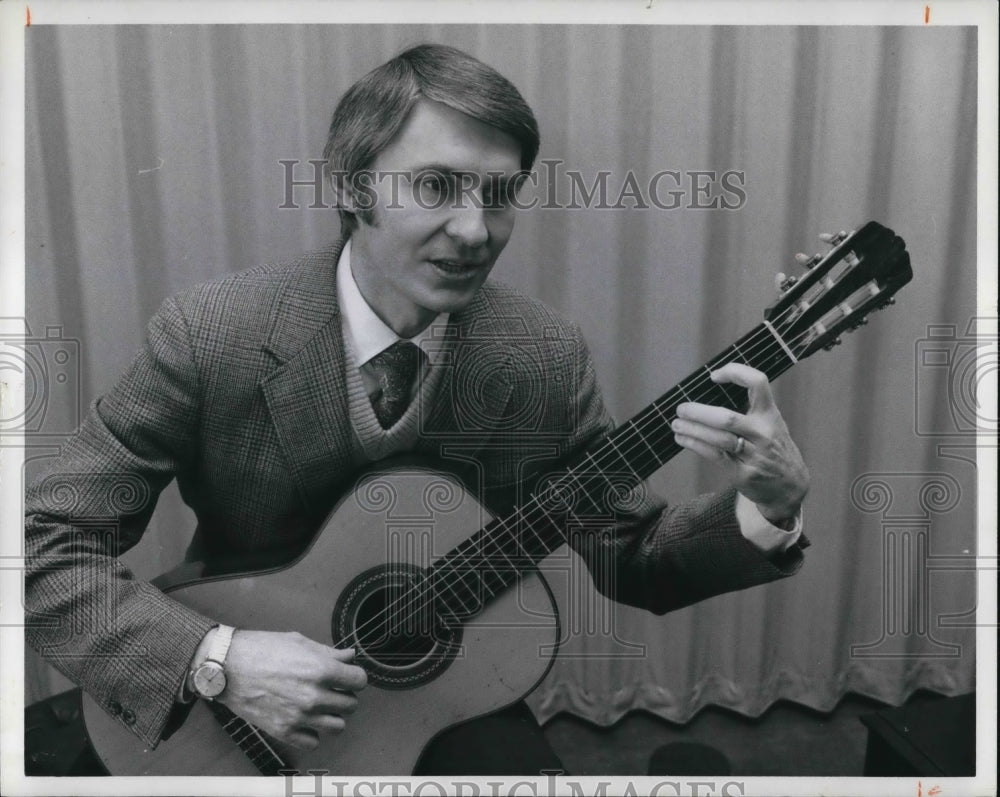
[
  {"left": 331, "top": 170, "right": 376, "bottom": 225},
  {"left": 329, "top": 170, "right": 355, "bottom": 213}
]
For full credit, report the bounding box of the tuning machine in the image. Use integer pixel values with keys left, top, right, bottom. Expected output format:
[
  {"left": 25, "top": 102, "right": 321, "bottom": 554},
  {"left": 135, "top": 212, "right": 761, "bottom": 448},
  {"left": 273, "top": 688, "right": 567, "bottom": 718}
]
[
  {"left": 794, "top": 252, "right": 823, "bottom": 269},
  {"left": 819, "top": 231, "right": 848, "bottom": 246},
  {"left": 776, "top": 272, "right": 799, "bottom": 293}
]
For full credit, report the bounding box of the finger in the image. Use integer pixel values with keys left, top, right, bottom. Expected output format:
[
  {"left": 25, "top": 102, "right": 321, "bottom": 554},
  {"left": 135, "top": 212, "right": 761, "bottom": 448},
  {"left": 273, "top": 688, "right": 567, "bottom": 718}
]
[
  {"left": 286, "top": 728, "right": 321, "bottom": 750},
  {"left": 306, "top": 714, "right": 347, "bottom": 736},
  {"left": 673, "top": 432, "right": 731, "bottom": 463},
  {"left": 671, "top": 418, "right": 746, "bottom": 455},
  {"left": 675, "top": 402, "right": 753, "bottom": 437},
  {"left": 322, "top": 661, "right": 368, "bottom": 692},
  {"left": 330, "top": 646, "right": 356, "bottom": 662},
  {"left": 709, "top": 363, "right": 775, "bottom": 413},
  {"left": 308, "top": 691, "right": 359, "bottom": 716}
]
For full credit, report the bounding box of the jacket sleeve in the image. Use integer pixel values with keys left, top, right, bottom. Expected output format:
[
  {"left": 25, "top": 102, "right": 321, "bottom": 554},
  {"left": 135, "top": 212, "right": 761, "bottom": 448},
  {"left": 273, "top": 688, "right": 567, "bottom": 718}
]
[
  {"left": 560, "top": 322, "right": 807, "bottom": 614},
  {"left": 24, "top": 295, "right": 216, "bottom": 747}
]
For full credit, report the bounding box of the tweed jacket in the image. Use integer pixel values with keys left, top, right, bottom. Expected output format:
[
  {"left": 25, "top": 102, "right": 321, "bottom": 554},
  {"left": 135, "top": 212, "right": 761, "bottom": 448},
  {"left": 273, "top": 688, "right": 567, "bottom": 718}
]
[{"left": 25, "top": 241, "right": 806, "bottom": 746}]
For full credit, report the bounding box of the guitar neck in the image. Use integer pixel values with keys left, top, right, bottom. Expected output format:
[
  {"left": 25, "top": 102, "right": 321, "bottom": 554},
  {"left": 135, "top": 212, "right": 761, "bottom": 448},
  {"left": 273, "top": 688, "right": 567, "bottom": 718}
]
[{"left": 425, "top": 322, "right": 797, "bottom": 618}]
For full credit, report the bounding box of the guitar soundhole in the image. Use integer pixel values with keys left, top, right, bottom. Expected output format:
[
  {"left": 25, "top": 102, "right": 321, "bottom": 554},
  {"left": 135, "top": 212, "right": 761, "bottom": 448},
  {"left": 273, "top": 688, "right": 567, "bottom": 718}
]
[{"left": 332, "top": 564, "right": 462, "bottom": 690}]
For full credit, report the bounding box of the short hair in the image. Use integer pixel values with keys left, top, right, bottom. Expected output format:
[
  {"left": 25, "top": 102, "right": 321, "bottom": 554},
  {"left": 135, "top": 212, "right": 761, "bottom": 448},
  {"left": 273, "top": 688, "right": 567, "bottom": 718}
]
[{"left": 323, "top": 44, "right": 540, "bottom": 234}]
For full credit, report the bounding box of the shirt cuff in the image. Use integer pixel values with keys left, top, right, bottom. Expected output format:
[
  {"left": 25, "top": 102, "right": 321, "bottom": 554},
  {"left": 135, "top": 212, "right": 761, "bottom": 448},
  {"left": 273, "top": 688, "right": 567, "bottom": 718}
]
[{"left": 735, "top": 493, "right": 803, "bottom": 555}]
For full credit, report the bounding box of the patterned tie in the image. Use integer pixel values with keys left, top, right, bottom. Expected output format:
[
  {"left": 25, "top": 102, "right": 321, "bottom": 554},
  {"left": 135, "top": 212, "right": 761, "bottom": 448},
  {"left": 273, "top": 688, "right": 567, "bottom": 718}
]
[{"left": 367, "top": 341, "right": 426, "bottom": 429}]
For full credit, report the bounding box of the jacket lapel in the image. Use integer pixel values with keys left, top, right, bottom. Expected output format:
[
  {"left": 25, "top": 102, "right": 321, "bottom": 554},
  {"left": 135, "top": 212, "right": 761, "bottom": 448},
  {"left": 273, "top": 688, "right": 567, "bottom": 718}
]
[
  {"left": 260, "top": 242, "right": 357, "bottom": 510},
  {"left": 260, "top": 241, "right": 517, "bottom": 504},
  {"left": 417, "top": 285, "right": 515, "bottom": 455}
]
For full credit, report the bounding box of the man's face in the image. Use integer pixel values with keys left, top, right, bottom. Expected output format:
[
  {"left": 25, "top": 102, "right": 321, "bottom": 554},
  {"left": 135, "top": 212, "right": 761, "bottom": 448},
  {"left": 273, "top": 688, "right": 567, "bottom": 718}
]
[{"left": 346, "top": 99, "right": 523, "bottom": 337}]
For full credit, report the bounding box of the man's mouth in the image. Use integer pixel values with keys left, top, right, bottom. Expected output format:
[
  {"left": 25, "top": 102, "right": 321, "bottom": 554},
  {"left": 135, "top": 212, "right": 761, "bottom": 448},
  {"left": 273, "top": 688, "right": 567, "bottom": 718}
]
[{"left": 430, "top": 259, "right": 483, "bottom": 278}]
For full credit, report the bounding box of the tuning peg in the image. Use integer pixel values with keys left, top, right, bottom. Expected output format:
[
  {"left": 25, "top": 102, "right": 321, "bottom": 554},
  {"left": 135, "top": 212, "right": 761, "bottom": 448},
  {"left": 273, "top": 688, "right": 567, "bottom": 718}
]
[
  {"left": 776, "top": 272, "right": 799, "bottom": 293},
  {"left": 819, "top": 231, "right": 848, "bottom": 246},
  {"left": 795, "top": 252, "right": 823, "bottom": 269},
  {"left": 822, "top": 336, "right": 844, "bottom": 351}
]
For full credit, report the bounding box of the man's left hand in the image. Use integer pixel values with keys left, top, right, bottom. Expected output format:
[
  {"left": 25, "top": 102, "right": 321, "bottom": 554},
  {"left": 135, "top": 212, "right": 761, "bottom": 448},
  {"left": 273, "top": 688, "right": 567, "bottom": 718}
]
[{"left": 670, "top": 363, "right": 809, "bottom": 525}]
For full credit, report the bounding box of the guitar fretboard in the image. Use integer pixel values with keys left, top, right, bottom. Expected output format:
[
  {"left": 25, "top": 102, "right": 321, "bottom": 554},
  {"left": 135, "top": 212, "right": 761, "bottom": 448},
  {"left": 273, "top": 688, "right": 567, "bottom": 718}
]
[
  {"left": 206, "top": 701, "right": 287, "bottom": 776},
  {"left": 378, "top": 322, "right": 796, "bottom": 630}
]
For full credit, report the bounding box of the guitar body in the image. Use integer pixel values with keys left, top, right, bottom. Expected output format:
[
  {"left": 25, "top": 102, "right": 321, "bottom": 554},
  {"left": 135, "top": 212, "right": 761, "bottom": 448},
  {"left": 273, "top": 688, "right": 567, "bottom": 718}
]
[
  {"left": 81, "top": 219, "right": 913, "bottom": 775},
  {"left": 82, "top": 464, "right": 560, "bottom": 775}
]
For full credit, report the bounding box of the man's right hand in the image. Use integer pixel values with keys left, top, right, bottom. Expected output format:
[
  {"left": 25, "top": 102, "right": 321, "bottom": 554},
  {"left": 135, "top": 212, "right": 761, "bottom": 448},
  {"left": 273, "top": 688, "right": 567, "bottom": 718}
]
[{"left": 218, "top": 630, "right": 367, "bottom": 750}]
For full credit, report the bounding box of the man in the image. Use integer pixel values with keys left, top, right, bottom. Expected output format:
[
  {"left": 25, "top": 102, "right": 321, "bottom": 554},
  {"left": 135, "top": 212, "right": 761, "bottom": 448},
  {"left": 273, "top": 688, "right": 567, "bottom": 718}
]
[{"left": 25, "top": 44, "right": 809, "bottom": 775}]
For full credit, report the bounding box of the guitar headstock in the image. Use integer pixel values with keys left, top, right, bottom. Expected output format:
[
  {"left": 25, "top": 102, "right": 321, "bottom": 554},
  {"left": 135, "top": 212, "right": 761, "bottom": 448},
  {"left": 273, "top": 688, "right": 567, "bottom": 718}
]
[{"left": 764, "top": 221, "right": 912, "bottom": 360}]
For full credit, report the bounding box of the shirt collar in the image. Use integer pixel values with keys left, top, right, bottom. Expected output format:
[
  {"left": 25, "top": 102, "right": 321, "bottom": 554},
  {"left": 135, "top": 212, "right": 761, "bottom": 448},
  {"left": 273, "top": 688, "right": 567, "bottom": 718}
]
[{"left": 336, "top": 239, "right": 449, "bottom": 367}]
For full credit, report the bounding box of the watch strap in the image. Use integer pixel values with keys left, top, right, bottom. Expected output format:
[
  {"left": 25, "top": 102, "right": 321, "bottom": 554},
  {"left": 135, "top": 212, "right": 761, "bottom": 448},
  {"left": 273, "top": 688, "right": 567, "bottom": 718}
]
[
  {"left": 205, "top": 624, "right": 235, "bottom": 665},
  {"left": 184, "top": 624, "right": 235, "bottom": 701}
]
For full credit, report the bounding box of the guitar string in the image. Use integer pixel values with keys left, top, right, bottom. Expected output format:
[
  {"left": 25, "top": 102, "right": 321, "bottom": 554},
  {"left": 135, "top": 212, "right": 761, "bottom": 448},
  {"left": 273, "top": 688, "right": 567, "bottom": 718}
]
[
  {"left": 223, "top": 307, "right": 814, "bottom": 769},
  {"left": 346, "top": 336, "right": 789, "bottom": 652},
  {"left": 369, "top": 245, "right": 896, "bottom": 644},
  {"left": 336, "top": 294, "right": 828, "bottom": 654},
  {"left": 341, "top": 298, "right": 821, "bottom": 652},
  {"left": 222, "top": 256, "right": 875, "bottom": 769}
]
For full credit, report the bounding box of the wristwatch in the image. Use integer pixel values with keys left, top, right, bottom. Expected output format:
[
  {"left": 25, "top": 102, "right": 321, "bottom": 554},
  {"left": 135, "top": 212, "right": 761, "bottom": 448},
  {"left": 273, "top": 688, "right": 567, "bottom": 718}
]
[{"left": 189, "top": 624, "right": 235, "bottom": 701}]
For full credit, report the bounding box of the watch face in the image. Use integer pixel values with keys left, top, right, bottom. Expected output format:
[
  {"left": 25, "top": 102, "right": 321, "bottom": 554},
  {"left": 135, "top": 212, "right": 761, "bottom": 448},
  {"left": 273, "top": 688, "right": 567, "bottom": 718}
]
[{"left": 192, "top": 661, "right": 227, "bottom": 698}]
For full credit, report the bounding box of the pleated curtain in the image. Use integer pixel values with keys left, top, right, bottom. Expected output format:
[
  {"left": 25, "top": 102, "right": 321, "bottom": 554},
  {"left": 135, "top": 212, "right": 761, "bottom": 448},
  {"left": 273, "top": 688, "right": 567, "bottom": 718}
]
[{"left": 25, "top": 24, "right": 978, "bottom": 725}]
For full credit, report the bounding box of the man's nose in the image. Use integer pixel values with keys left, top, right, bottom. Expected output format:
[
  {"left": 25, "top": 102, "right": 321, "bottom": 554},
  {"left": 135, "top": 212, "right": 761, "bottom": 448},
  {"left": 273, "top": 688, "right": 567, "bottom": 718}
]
[{"left": 444, "top": 200, "right": 489, "bottom": 248}]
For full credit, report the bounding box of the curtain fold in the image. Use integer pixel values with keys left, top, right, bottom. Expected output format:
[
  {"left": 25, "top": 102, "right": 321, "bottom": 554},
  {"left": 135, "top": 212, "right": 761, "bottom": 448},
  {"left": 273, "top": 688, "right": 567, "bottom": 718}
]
[{"left": 25, "top": 24, "right": 978, "bottom": 725}]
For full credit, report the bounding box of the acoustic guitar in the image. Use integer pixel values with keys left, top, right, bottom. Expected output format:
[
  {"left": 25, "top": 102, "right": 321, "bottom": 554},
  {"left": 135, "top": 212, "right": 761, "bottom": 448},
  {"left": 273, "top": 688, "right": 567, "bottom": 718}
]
[{"left": 82, "top": 221, "right": 912, "bottom": 774}]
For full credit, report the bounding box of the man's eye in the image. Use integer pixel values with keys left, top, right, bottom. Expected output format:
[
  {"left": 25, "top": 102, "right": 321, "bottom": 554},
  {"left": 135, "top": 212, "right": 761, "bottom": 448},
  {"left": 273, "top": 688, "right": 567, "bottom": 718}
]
[{"left": 419, "top": 174, "right": 448, "bottom": 195}]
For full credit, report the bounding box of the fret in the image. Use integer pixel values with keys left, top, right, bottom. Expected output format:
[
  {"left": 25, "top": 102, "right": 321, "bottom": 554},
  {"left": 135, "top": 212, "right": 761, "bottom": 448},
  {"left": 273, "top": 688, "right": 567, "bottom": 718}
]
[
  {"left": 698, "top": 362, "right": 745, "bottom": 410},
  {"left": 553, "top": 467, "right": 599, "bottom": 517},
  {"left": 528, "top": 468, "right": 583, "bottom": 527},
  {"left": 461, "top": 557, "right": 504, "bottom": 596},
  {"left": 529, "top": 499, "right": 561, "bottom": 534},
  {"left": 431, "top": 566, "right": 479, "bottom": 617},
  {"left": 465, "top": 546, "right": 503, "bottom": 578},
  {"left": 716, "top": 381, "right": 745, "bottom": 411},
  {"left": 433, "top": 514, "right": 543, "bottom": 614},
  {"left": 525, "top": 499, "right": 573, "bottom": 554},
  {"left": 473, "top": 524, "right": 516, "bottom": 570},
  {"left": 479, "top": 567, "right": 508, "bottom": 596},
  {"left": 676, "top": 381, "right": 697, "bottom": 403},
  {"left": 449, "top": 524, "right": 508, "bottom": 571},
  {"left": 231, "top": 722, "right": 256, "bottom": 744},
  {"left": 584, "top": 451, "right": 619, "bottom": 485},
  {"left": 628, "top": 419, "right": 664, "bottom": 467},
  {"left": 445, "top": 552, "right": 518, "bottom": 617},
  {"left": 510, "top": 514, "right": 561, "bottom": 565},
  {"left": 605, "top": 436, "right": 642, "bottom": 481},
  {"left": 207, "top": 702, "right": 286, "bottom": 776},
  {"left": 564, "top": 463, "right": 613, "bottom": 519},
  {"left": 597, "top": 450, "right": 635, "bottom": 490},
  {"left": 509, "top": 508, "right": 555, "bottom": 553},
  {"left": 730, "top": 341, "right": 750, "bottom": 365}
]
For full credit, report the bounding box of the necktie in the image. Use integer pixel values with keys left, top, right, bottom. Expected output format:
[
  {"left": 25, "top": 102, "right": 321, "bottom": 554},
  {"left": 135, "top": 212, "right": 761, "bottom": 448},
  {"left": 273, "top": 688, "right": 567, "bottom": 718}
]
[{"left": 367, "top": 341, "right": 425, "bottom": 429}]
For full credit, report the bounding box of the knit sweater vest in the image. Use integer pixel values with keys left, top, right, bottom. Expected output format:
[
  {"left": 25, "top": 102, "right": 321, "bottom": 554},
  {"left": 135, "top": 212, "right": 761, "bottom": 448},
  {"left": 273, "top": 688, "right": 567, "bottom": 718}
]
[{"left": 342, "top": 330, "right": 452, "bottom": 464}]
